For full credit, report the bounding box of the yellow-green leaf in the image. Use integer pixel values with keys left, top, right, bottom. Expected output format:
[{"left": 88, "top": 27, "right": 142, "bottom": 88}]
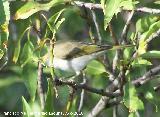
[
  {"left": 14, "top": 0, "right": 65, "bottom": 20},
  {"left": 124, "top": 83, "right": 144, "bottom": 112}
]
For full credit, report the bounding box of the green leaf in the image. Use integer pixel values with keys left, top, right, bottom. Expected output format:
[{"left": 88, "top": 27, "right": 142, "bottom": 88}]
[
  {"left": 141, "top": 50, "right": 160, "bottom": 59},
  {"left": 14, "top": 0, "right": 65, "bottom": 20},
  {"left": 101, "top": 0, "right": 122, "bottom": 29},
  {"left": 136, "top": 16, "right": 159, "bottom": 33},
  {"left": 0, "top": 49, "right": 4, "bottom": 59},
  {"left": 22, "top": 96, "right": 32, "bottom": 117},
  {"left": 0, "top": 0, "right": 10, "bottom": 25},
  {"left": 13, "top": 27, "right": 31, "bottom": 63},
  {"left": 86, "top": 60, "right": 106, "bottom": 75},
  {"left": 47, "top": 8, "right": 66, "bottom": 35},
  {"left": 119, "top": 0, "right": 138, "bottom": 10},
  {"left": 20, "top": 40, "right": 34, "bottom": 67},
  {"left": 128, "top": 112, "right": 137, "bottom": 117},
  {"left": 132, "top": 58, "right": 152, "bottom": 66},
  {"left": 44, "top": 78, "right": 54, "bottom": 113},
  {"left": 22, "top": 63, "right": 38, "bottom": 101},
  {"left": 140, "top": 20, "right": 160, "bottom": 42},
  {"left": 138, "top": 20, "right": 160, "bottom": 55},
  {"left": 0, "top": 0, "right": 10, "bottom": 50},
  {"left": 139, "top": 85, "right": 160, "bottom": 112},
  {"left": 124, "top": 82, "right": 144, "bottom": 112},
  {"left": 101, "top": 0, "right": 137, "bottom": 29}
]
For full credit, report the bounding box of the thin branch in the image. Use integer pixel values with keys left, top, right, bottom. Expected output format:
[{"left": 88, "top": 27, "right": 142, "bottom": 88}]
[
  {"left": 88, "top": 78, "right": 119, "bottom": 117},
  {"left": 91, "top": 10, "right": 102, "bottom": 44},
  {"left": 106, "top": 98, "right": 121, "bottom": 108},
  {"left": 74, "top": 1, "right": 101, "bottom": 10},
  {"left": 108, "top": 23, "right": 119, "bottom": 45},
  {"left": 54, "top": 78, "right": 120, "bottom": 97},
  {"left": 37, "top": 62, "right": 45, "bottom": 110},
  {"left": 132, "top": 64, "right": 160, "bottom": 87},
  {"left": 74, "top": 1, "right": 160, "bottom": 14},
  {"left": 136, "top": 7, "right": 160, "bottom": 14},
  {"left": 146, "top": 29, "right": 160, "bottom": 43},
  {"left": 120, "top": 10, "right": 134, "bottom": 44},
  {"left": 78, "top": 73, "right": 87, "bottom": 113}
]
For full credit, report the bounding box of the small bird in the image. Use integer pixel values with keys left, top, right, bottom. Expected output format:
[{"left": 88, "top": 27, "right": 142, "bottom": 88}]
[{"left": 44, "top": 40, "right": 132, "bottom": 75}]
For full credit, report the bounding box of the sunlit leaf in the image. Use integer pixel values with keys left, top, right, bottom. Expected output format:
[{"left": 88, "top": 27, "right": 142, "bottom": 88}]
[
  {"left": 138, "top": 20, "right": 160, "bottom": 55},
  {"left": 13, "top": 27, "right": 31, "bottom": 63},
  {"left": 136, "top": 16, "right": 159, "bottom": 33},
  {"left": 0, "top": 49, "right": 4, "bottom": 59},
  {"left": 132, "top": 58, "right": 152, "bottom": 66},
  {"left": 20, "top": 40, "right": 34, "bottom": 67},
  {"left": 14, "top": 0, "right": 65, "bottom": 20},
  {"left": 128, "top": 112, "right": 137, "bottom": 117},
  {"left": 22, "top": 96, "right": 32, "bottom": 117},
  {"left": 119, "top": 0, "right": 138, "bottom": 10},
  {"left": 0, "top": 0, "right": 10, "bottom": 53},
  {"left": 0, "top": 0, "right": 10, "bottom": 25},
  {"left": 47, "top": 8, "right": 66, "bottom": 35},
  {"left": 86, "top": 60, "right": 106, "bottom": 75},
  {"left": 101, "top": 0, "right": 122, "bottom": 29},
  {"left": 140, "top": 20, "right": 160, "bottom": 42},
  {"left": 141, "top": 50, "right": 160, "bottom": 59},
  {"left": 138, "top": 85, "right": 160, "bottom": 112},
  {"left": 101, "top": 0, "right": 137, "bottom": 29},
  {"left": 124, "top": 82, "right": 144, "bottom": 112}
]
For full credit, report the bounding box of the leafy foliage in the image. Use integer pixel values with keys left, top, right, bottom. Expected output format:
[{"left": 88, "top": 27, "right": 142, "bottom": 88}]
[{"left": 0, "top": 0, "right": 160, "bottom": 117}]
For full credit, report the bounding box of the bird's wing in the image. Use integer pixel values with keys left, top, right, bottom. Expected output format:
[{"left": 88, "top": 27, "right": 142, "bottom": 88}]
[{"left": 65, "top": 44, "right": 112, "bottom": 59}]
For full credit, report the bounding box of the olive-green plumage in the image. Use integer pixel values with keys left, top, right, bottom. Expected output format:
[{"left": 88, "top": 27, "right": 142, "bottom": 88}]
[{"left": 44, "top": 40, "right": 134, "bottom": 75}]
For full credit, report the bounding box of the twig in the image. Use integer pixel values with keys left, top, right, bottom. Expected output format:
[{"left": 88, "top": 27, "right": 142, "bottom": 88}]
[
  {"left": 74, "top": 1, "right": 160, "bottom": 14},
  {"left": 78, "top": 73, "right": 87, "bottom": 113},
  {"left": 74, "top": 1, "right": 101, "bottom": 10},
  {"left": 112, "top": 51, "right": 119, "bottom": 73},
  {"left": 88, "top": 79, "right": 119, "bottom": 117},
  {"left": 132, "top": 64, "right": 160, "bottom": 87},
  {"left": 106, "top": 98, "right": 121, "bottom": 108},
  {"left": 108, "top": 23, "right": 119, "bottom": 45},
  {"left": 37, "top": 62, "right": 45, "bottom": 110},
  {"left": 54, "top": 78, "right": 120, "bottom": 97},
  {"left": 146, "top": 29, "right": 160, "bottom": 43},
  {"left": 136, "top": 7, "right": 160, "bottom": 14},
  {"left": 120, "top": 10, "right": 134, "bottom": 44},
  {"left": 90, "top": 10, "right": 102, "bottom": 44}
]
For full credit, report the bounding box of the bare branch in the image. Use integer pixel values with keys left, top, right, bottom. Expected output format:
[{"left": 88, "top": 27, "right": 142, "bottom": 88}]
[
  {"left": 74, "top": 1, "right": 160, "bottom": 14},
  {"left": 91, "top": 10, "right": 102, "bottom": 44},
  {"left": 106, "top": 99, "right": 121, "bottom": 108},
  {"left": 88, "top": 79, "right": 119, "bottom": 117},
  {"left": 120, "top": 10, "right": 134, "bottom": 44},
  {"left": 108, "top": 23, "right": 119, "bottom": 45},
  {"left": 132, "top": 64, "right": 160, "bottom": 87},
  {"left": 136, "top": 7, "right": 160, "bottom": 14},
  {"left": 37, "top": 62, "right": 45, "bottom": 110},
  {"left": 74, "top": 1, "right": 101, "bottom": 10},
  {"left": 54, "top": 78, "right": 120, "bottom": 97},
  {"left": 78, "top": 73, "right": 87, "bottom": 113},
  {"left": 146, "top": 29, "right": 160, "bottom": 43}
]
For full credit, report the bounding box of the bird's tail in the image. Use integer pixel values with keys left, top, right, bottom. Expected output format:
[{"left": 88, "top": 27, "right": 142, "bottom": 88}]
[{"left": 110, "top": 44, "right": 135, "bottom": 50}]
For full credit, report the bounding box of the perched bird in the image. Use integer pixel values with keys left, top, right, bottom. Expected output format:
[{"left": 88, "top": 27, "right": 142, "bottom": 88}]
[{"left": 44, "top": 40, "right": 132, "bottom": 75}]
